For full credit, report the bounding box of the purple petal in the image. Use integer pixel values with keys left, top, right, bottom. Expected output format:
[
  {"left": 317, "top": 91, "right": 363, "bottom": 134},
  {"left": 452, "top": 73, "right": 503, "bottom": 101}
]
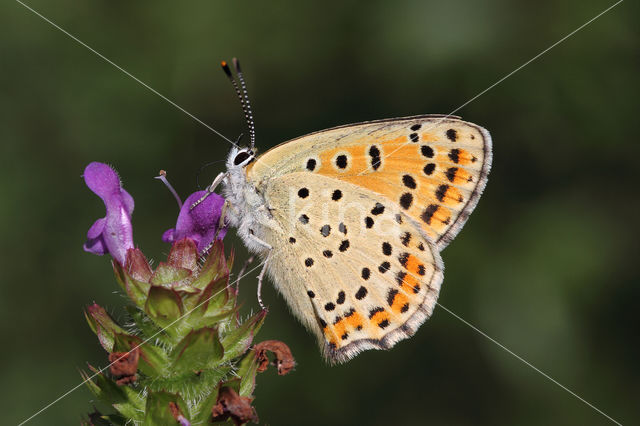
[
  {"left": 121, "top": 189, "right": 135, "bottom": 216},
  {"left": 162, "top": 228, "right": 176, "bottom": 243},
  {"left": 83, "top": 162, "right": 135, "bottom": 264},
  {"left": 102, "top": 202, "right": 134, "bottom": 264},
  {"left": 83, "top": 235, "right": 107, "bottom": 255},
  {"left": 164, "top": 190, "right": 227, "bottom": 254},
  {"left": 87, "top": 217, "right": 106, "bottom": 239},
  {"left": 84, "top": 162, "right": 122, "bottom": 199},
  {"left": 83, "top": 218, "right": 107, "bottom": 255}
]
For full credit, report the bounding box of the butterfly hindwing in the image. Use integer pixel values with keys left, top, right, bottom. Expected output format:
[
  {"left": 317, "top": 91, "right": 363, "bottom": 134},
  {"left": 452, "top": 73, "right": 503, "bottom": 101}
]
[
  {"left": 260, "top": 172, "right": 444, "bottom": 362},
  {"left": 248, "top": 115, "right": 491, "bottom": 250}
]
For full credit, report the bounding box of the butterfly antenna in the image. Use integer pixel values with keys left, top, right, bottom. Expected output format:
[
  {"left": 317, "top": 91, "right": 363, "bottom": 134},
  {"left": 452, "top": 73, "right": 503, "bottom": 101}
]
[
  {"left": 232, "top": 58, "right": 256, "bottom": 150},
  {"left": 195, "top": 159, "right": 227, "bottom": 189},
  {"left": 221, "top": 59, "right": 256, "bottom": 150}
]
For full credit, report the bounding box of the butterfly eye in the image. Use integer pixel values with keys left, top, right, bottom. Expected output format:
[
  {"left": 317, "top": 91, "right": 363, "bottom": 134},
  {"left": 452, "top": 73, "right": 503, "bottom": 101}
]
[{"left": 233, "top": 151, "right": 252, "bottom": 166}]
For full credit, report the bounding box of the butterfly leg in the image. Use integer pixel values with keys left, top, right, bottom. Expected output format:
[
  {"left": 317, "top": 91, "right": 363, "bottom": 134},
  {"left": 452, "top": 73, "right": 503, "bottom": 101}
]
[
  {"left": 190, "top": 172, "right": 227, "bottom": 210},
  {"left": 196, "top": 201, "right": 232, "bottom": 255},
  {"left": 245, "top": 233, "right": 272, "bottom": 310},
  {"left": 214, "top": 200, "right": 230, "bottom": 240},
  {"left": 235, "top": 254, "right": 255, "bottom": 295},
  {"left": 256, "top": 250, "right": 272, "bottom": 311}
]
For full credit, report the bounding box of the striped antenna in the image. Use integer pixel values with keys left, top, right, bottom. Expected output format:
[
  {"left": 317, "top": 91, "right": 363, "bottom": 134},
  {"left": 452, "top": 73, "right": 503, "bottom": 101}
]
[
  {"left": 232, "top": 58, "right": 256, "bottom": 149},
  {"left": 221, "top": 59, "right": 256, "bottom": 149}
]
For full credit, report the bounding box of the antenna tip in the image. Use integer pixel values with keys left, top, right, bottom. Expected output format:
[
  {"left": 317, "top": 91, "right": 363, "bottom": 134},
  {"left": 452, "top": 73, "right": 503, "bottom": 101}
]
[
  {"left": 232, "top": 57, "right": 242, "bottom": 72},
  {"left": 221, "top": 61, "right": 232, "bottom": 77}
]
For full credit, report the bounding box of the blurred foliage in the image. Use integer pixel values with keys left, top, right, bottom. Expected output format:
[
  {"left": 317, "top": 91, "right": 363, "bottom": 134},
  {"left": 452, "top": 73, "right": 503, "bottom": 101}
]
[{"left": 1, "top": 0, "right": 637, "bottom": 425}]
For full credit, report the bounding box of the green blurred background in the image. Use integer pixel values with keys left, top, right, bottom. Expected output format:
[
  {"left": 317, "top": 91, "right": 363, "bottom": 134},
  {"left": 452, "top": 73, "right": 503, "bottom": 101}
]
[{"left": 1, "top": 0, "right": 638, "bottom": 424}]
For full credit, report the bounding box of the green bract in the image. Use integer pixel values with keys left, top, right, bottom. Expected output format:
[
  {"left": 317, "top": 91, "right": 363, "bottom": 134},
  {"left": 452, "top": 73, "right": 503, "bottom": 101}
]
[{"left": 83, "top": 238, "right": 269, "bottom": 425}]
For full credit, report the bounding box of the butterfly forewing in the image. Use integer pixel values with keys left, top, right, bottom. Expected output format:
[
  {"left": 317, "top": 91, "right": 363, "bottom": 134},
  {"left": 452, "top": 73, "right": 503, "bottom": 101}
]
[
  {"left": 259, "top": 173, "right": 443, "bottom": 362},
  {"left": 248, "top": 115, "right": 492, "bottom": 251}
]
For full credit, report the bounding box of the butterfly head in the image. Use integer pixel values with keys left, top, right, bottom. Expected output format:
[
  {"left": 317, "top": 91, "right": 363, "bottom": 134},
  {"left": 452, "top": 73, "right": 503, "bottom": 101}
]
[{"left": 227, "top": 146, "right": 256, "bottom": 170}]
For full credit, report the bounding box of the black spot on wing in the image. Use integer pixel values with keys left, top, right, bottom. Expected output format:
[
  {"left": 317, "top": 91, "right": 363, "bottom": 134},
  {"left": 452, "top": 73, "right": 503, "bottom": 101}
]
[
  {"left": 421, "top": 145, "right": 434, "bottom": 158},
  {"left": 446, "top": 167, "right": 458, "bottom": 182},
  {"left": 387, "top": 289, "right": 399, "bottom": 307},
  {"left": 371, "top": 203, "right": 385, "bottom": 215},
  {"left": 435, "top": 185, "right": 448, "bottom": 202},
  {"left": 355, "top": 286, "right": 368, "bottom": 300},
  {"left": 361, "top": 267, "right": 371, "bottom": 280},
  {"left": 399, "top": 192, "right": 413, "bottom": 210},
  {"left": 423, "top": 163, "right": 436, "bottom": 175},
  {"left": 369, "top": 307, "right": 384, "bottom": 319},
  {"left": 369, "top": 145, "right": 381, "bottom": 171},
  {"left": 402, "top": 174, "right": 417, "bottom": 189},
  {"left": 339, "top": 222, "right": 347, "bottom": 234},
  {"left": 336, "top": 154, "right": 348, "bottom": 169},
  {"left": 421, "top": 204, "right": 438, "bottom": 225},
  {"left": 378, "top": 319, "right": 390, "bottom": 329},
  {"left": 306, "top": 158, "right": 316, "bottom": 171},
  {"left": 382, "top": 242, "right": 392, "bottom": 256},
  {"left": 449, "top": 148, "right": 460, "bottom": 163}
]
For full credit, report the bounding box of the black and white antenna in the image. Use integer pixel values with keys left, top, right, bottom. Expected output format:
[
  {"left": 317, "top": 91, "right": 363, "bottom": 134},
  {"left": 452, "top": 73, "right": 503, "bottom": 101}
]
[{"left": 221, "top": 58, "right": 256, "bottom": 149}]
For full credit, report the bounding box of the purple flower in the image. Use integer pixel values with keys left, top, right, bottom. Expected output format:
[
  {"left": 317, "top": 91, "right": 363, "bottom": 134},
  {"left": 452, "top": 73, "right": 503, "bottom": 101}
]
[
  {"left": 83, "top": 162, "right": 134, "bottom": 265},
  {"left": 162, "top": 191, "right": 227, "bottom": 254}
]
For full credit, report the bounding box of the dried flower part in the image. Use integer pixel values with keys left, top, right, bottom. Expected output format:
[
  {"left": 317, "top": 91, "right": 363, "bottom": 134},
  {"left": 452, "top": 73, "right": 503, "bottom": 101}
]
[
  {"left": 162, "top": 190, "right": 227, "bottom": 254},
  {"left": 82, "top": 162, "right": 135, "bottom": 264},
  {"left": 254, "top": 340, "right": 296, "bottom": 375},
  {"left": 212, "top": 387, "right": 258, "bottom": 426},
  {"left": 169, "top": 401, "right": 191, "bottom": 426},
  {"left": 108, "top": 348, "right": 139, "bottom": 385}
]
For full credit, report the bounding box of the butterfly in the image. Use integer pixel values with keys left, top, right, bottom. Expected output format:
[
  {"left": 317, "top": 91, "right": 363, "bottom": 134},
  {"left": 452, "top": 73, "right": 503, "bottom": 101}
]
[{"left": 212, "top": 59, "right": 492, "bottom": 363}]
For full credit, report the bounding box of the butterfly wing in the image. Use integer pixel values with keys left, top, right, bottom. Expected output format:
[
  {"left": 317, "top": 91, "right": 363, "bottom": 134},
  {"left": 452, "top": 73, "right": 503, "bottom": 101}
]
[
  {"left": 258, "top": 172, "right": 443, "bottom": 363},
  {"left": 248, "top": 115, "right": 491, "bottom": 250}
]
